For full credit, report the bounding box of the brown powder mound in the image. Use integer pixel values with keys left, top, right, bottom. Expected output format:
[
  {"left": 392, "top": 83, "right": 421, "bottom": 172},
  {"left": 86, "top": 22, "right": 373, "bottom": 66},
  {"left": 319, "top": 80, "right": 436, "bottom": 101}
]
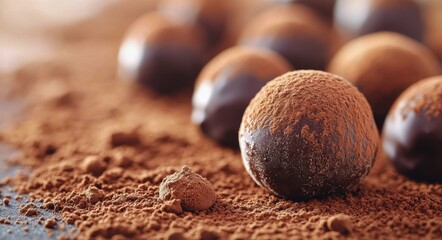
[
  {"left": 399, "top": 76, "right": 442, "bottom": 119},
  {"left": 0, "top": 1, "right": 441, "bottom": 239},
  {"left": 159, "top": 165, "right": 217, "bottom": 211},
  {"left": 328, "top": 32, "right": 441, "bottom": 126}
]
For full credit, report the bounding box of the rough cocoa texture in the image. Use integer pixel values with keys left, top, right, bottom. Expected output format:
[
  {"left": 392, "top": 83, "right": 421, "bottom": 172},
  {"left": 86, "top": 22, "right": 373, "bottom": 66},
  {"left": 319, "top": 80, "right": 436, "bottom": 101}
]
[{"left": 0, "top": 1, "right": 441, "bottom": 239}]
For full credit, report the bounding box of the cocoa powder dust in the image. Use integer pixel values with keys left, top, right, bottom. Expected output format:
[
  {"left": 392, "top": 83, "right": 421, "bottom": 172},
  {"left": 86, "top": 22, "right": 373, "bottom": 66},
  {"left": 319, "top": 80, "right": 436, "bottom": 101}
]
[{"left": 0, "top": 1, "right": 441, "bottom": 240}]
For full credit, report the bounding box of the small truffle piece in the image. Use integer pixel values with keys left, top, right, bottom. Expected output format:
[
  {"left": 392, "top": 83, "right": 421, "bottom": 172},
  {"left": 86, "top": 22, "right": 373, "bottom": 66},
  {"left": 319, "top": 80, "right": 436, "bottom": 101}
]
[
  {"left": 239, "top": 70, "right": 379, "bottom": 200},
  {"left": 238, "top": 5, "right": 331, "bottom": 70},
  {"left": 44, "top": 218, "right": 57, "bottom": 229},
  {"left": 159, "top": 166, "right": 216, "bottom": 211},
  {"left": 192, "top": 47, "right": 292, "bottom": 147},
  {"left": 118, "top": 13, "right": 206, "bottom": 93},
  {"left": 81, "top": 156, "right": 107, "bottom": 177},
  {"left": 326, "top": 214, "right": 353, "bottom": 234},
  {"left": 158, "top": 0, "right": 229, "bottom": 45},
  {"left": 328, "top": 32, "right": 441, "bottom": 128},
  {"left": 84, "top": 186, "right": 104, "bottom": 204},
  {"left": 382, "top": 76, "right": 442, "bottom": 182},
  {"left": 335, "top": 0, "right": 424, "bottom": 41}
]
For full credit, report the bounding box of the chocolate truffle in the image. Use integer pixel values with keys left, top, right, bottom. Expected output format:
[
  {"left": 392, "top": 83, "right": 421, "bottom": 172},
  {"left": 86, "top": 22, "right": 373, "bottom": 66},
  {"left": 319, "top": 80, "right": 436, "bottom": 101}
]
[
  {"left": 335, "top": 0, "right": 424, "bottom": 41},
  {"left": 238, "top": 5, "right": 331, "bottom": 70},
  {"left": 276, "top": 0, "right": 336, "bottom": 20},
  {"left": 159, "top": 166, "right": 217, "bottom": 211},
  {"left": 239, "top": 70, "right": 379, "bottom": 200},
  {"left": 158, "top": 0, "right": 229, "bottom": 45},
  {"left": 118, "top": 13, "right": 206, "bottom": 93},
  {"left": 192, "top": 47, "right": 292, "bottom": 147},
  {"left": 328, "top": 32, "right": 441, "bottom": 128},
  {"left": 382, "top": 76, "right": 442, "bottom": 182}
]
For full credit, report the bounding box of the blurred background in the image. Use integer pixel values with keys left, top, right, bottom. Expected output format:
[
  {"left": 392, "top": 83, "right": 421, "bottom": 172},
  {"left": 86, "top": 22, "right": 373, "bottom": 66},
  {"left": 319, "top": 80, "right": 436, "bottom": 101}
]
[{"left": 0, "top": 0, "right": 441, "bottom": 75}]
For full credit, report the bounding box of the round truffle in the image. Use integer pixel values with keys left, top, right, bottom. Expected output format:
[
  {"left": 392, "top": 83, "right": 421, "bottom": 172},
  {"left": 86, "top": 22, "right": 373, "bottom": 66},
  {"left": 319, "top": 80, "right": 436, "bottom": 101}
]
[
  {"left": 238, "top": 5, "right": 331, "bottom": 70},
  {"left": 118, "top": 13, "right": 206, "bottom": 93},
  {"left": 276, "top": 0, "right": 336, "bottom": 20},
  {"left": 382, "top": 76, "right": 442, "bottom": 182},
  {"left": 328, "top": 32, "right": 441, "bottom": 128},
  {"left": 159, "top": 166, "right": 217, "bottom": 211},
  {"left": 239, "top": 70, "right": 379, "bottom": 200},
  {"left": 158, "top": 0, "right": 229, "bottom": 45},
  {"left": 192, "top": 47, "right": 292, "bottom": 147},
  {"left": 335, "top": 0, "right": 424, "bottom": 41}
]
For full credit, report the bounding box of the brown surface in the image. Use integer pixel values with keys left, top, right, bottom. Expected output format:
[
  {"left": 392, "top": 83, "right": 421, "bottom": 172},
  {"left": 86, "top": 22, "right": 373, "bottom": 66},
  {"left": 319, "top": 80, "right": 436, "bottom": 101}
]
[{"left": 0, "top": 1, "right": 441, "bottom": 240}]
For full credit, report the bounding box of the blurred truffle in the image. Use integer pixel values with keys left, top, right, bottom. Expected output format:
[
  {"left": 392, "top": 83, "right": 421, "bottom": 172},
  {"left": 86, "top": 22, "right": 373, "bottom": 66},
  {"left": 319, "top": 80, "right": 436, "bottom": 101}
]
[
  {"left": 383, "top": 76, "right": 442, "bottom": 182},
  {"left": 239, "top": 70, "right": 379, "bottom": 200},
  {"left": 238, "top": 5, "right": 331, "bottom": 70},
  {"left": 335, "top": 0, "right": 424, "bottom": 41},
  {"left": 118, "top": 13, "right": 206, "bottom": 93},
  {"left": 328, "top": 32, "right": 441, "bottom": 128},
  {"left": 158, "top": 0, "right": 229, "bottom": 45},
  {"left": 424, "top": 0, "right": 442, "bottom": 62},
  {"left": 275, "top": 0, "right": 336, "bottom": 20},
  {"left": 192, "top": 47, "right": 292, "bottom": 147}
]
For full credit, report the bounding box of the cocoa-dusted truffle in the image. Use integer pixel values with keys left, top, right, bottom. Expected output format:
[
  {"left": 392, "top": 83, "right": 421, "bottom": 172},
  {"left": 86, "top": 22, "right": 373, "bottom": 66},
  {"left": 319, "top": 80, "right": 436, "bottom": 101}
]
[
  {"left": 158, "top": 0, "right": 229, "bottom": 45},
  {"left": 335, "top": 0, "right": 424, "bottom": 41},
  {"left": 328, "top": 32, "right": 441, "bottom": 128},
  {"left": 238, "top": 5, "right": 331, "bottom": 70},
  {"left": 118, "top": 13, "right": 206, "bottom": 93},
  {"left": 382, "top": 76, "right": 442, "bottom": 182},
  {"left": 239, "top": 70, "right": 379, "bottom": 200},
  {"left": 159, "top": 166, "right": 216, "bottom": 211},
  {"left": 192, "top": 47, "right": 292, "bottom": 147}
]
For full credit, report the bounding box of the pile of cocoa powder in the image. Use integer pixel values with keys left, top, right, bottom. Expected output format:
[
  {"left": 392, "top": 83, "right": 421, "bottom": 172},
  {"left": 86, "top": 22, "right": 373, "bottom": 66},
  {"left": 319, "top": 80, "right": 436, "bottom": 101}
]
[{"left": 0, "top": 2, "right": 441, "bottom": 239}]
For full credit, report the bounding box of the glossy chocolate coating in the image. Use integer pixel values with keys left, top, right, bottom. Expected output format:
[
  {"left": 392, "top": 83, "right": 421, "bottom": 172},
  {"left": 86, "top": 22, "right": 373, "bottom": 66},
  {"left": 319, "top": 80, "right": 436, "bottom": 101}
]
[
  {"left": 335, "top": 0, "right": 424, "bottom": 41},
  {"left": 192, "top": 47, "right": 292, "bottom": 147},
  {"left": 239, "top": 70, "right": 379, "bottom": 200},
  {"left": 118, "top": 13, "right": 206, "bottom": 93},
  {"left": 382, "top": 77, "right": 442, "bottom": 182},
  {"left": 239, "top": 5, "right": 330, "bottom": 70},
  {"left": 158, "top": 0, "right": 228, "bottom": 45}
]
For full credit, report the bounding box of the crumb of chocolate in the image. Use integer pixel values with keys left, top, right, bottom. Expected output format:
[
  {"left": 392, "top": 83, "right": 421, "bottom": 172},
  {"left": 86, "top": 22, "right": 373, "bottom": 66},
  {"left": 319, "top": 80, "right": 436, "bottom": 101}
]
[
  {"left": 159, "top": 166, "right": 217, "bottom": 211},
  {"left": 84, "top": 186, "right": 104, "bottom": 204},
  {"left": 3, "top": 198, "right": 10, "bottom": 206},
  {"left": 20, "top": 204, "right": 40, "bottom": 217},
  {"left": 326, "top": 214, "right": 353, "bottom": 235},
  {"left": 44, "top": 218, "right": 57, "bottom": 229},
  {"left": 81, "top": 156, "right": 107, "bottom": 177},
  {"left": 0, "top": 218, "right": 12, "bottom": 225}
]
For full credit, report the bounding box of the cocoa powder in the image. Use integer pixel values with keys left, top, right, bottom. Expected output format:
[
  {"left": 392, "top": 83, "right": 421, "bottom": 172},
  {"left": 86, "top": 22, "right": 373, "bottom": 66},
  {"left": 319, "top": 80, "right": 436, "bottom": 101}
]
[{"left": 0, "top": 1, "right": 441, "bottom": 240}]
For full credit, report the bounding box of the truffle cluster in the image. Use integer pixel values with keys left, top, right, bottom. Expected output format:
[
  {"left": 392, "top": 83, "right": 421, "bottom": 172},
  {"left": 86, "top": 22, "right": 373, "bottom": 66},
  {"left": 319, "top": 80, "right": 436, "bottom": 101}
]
[{"left": 116, "top": 0, "right": 442, "bottom": 200}]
